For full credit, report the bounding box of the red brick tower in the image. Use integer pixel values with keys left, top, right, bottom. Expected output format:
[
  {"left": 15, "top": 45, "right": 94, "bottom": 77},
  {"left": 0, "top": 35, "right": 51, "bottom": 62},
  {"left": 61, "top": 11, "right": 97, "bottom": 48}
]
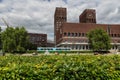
[
  {"left": 54, "top": 7, "right": 67, "bottom": 46},
  {"left": 79, "top": 9, "right": 96, "bottom": 23}
]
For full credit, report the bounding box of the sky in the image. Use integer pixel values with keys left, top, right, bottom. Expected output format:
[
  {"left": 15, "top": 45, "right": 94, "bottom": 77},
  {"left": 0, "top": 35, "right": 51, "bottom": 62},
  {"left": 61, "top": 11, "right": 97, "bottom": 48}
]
[{"left": 0, "top": 0, "right": 120, "bottom": 41}]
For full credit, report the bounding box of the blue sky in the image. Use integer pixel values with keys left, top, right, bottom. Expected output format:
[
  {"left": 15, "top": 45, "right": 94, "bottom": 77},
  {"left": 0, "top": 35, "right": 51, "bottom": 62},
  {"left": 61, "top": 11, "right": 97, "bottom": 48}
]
[{"left": 0, "top": 0, "right": 120, "bottom": 41}]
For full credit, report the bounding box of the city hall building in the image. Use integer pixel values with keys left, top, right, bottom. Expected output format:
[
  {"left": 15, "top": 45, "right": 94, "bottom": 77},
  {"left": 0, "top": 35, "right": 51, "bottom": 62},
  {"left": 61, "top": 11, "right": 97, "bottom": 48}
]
[{"left": 54, "top": 7, "right": 120, "bottom": 50}]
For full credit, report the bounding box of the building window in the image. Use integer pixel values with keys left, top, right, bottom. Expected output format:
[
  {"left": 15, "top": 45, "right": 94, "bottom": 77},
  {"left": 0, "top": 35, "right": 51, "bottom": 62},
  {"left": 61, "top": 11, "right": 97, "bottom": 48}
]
[
  {"left": 82, "top": 33, "right": 84, "bottom": 37},
  {"left": 83, "top": 45, "right": 85, "bottom": 49},
  {"left": 64, "top": 32, "right": 67, "bottom": 36},
  {"left": 72, "top": 33, "right": 74, "bottom": 37},
  {"left": 111, "top": 34, "right": 113, "bottom": 37},
  {"left": 75, "top": 33, "right": 77, "bottom": 37},
  {"left": 79, "top": 33, "right": 81, "bottom": 37},
  {"left": 76, "top": 45, "right": 78, "bottom": 49},
  {"left": 114, "top": 34, "right": 116, "bottom": 37},
  {"left": 86, "top": 45, "right": 88, "bottom": 50},
  {"left": 68, "top": 32, "right": 70, "bottom": 36}
]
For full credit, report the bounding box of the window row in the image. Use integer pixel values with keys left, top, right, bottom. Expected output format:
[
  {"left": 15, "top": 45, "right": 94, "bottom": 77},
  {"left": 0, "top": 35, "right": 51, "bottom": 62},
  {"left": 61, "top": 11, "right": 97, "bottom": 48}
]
[
  {"left": 63, "top": 45, "right": 119, "bottom": 50},
  {"left": 63, "top": 45, "right": 90, "bottom": 50},
  {"left": 86, "top": 19, "right": 96, "bottom": 23},
  {"left": 64, "top": 32, "right": 87, "bottom": 37},
  {"left": 56, "top": 17, "right": 66, "bottom": 20},
  {"left": 109, "top": 34, "right": 120, "bottom": 37},
  {"left": 64, "top": 40, "right": 88, "bottom": 43},
  {"left": 64, "top": 32, "right": 120, "bottom": 37}
]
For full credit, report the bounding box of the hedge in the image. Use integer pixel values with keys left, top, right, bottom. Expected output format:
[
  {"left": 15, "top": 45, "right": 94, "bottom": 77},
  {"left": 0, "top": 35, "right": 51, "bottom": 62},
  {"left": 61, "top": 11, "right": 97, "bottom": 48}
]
[{"left": 0, "top": 55, "right": 120, "bottom": 79}]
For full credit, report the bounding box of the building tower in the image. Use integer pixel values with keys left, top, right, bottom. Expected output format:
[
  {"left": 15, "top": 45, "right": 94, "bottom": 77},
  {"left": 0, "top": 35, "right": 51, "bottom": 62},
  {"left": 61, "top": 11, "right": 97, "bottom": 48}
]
[
  {"left": 54, "top": 7, "right": 67, "bottom": 46},
  {"left": 79, "top": 9, "right": 96, "bottom": 23}
]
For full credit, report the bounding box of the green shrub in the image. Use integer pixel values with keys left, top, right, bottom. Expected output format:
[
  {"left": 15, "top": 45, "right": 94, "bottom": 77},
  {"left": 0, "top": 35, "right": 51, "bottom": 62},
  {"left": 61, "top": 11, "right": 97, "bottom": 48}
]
[{"left": 0, "top": 55, "right": 120, "bottom": 79}]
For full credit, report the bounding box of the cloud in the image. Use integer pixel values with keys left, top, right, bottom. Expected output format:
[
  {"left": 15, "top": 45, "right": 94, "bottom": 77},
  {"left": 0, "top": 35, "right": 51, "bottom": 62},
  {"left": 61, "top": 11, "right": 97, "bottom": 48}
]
[{"left": 0, "top": 0, "right": 120, "bottom": 41}]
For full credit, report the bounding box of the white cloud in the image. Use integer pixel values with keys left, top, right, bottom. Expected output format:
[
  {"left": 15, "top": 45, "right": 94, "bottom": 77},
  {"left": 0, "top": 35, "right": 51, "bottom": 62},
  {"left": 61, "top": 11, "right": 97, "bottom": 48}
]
[{"left": 0, "top": 0, "right": 120, "bottom": 41}]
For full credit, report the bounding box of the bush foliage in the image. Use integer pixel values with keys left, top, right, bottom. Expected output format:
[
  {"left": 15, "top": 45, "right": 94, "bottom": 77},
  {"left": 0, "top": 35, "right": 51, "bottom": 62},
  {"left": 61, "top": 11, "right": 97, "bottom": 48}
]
[
  {"left": 87, "top": 28, "right": 111, "bottom": 52},
  {"left": 0, "top": 55, "right": 120, "bottom": 79},
  {"left": 1, "top": 27, "right": 29, "bottom": 53}
]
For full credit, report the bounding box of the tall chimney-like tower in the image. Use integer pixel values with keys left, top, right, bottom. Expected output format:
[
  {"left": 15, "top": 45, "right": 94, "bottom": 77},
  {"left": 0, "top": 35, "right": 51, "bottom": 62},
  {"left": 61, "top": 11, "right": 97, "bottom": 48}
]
[
  {"left": 54, "top": 7, "right": 67, "bottom": 46},
  {"left": 79, "top": 9, "right": 96, "bottom": 23}
]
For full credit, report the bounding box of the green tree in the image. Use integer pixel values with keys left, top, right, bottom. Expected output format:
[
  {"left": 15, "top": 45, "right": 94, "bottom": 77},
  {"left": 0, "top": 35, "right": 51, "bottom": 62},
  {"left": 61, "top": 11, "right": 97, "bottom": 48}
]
[
  {"left": 1, "top": 27, "right": 15, "bottom": 52},
  {"left": 1, "top": 27, "right": 29, "bottom": 53},
  {"left": 27, "top": 42, "right": 37, "bottom": 50},
  {"left": 14, "top": 27, "right": 29, "bottom": 52},
  {"left": 0, "top": 27, "right": 2, "bottom": 49},
  {"left": 87, "top": 28, "right": 111, "bottom": 53}
]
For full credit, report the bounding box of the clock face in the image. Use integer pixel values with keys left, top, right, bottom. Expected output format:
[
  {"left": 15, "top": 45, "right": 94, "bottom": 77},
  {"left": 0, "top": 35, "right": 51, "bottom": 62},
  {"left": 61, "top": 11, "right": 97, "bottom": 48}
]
[
  {"left": 88, "top": 14, "right": 92, "bottom": 17},
  {"left": 88, "top": 13, "right": 94, "bottom": 17}
]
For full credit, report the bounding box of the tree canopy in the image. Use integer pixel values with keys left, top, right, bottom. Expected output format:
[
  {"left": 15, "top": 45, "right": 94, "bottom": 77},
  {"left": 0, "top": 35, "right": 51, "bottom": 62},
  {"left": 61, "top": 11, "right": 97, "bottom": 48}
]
[
  {"left": 0, "top": 27, "right": 2, "bottom": 49},
  {"left": 1, "top": 27, "right": 29, "bottom": 53},
  {"left": 87, "top": 28, "right": 111, "bottom": 53}
]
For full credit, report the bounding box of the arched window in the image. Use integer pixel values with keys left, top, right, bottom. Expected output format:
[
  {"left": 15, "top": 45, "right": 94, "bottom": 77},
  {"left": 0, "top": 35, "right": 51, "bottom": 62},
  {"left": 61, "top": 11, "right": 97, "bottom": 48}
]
[
  {"left": 64, "top": 32, "right": 67, "bottom": 36},
  {"left": 114, "top": 34, "right": 116, "bottom": 37},
  {"left": 68, "top": 32, "right": 70, "bottom": 36},
  {"left": 79, "top": 33, "right": 81, "bottom": 37},
  {"left": 72, "top": 33, "right": 74, "bottom": 37},
  {"left": 82, "top": 33, "right": 84, "bottom": 37},
  {"left": 75, "top": 33, "right": 77, "bottom": 37}
]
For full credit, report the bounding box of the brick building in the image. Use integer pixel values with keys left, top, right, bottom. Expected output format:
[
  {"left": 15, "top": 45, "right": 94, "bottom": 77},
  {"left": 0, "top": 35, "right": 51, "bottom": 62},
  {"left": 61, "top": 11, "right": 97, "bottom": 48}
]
[
  {"left": 54, "top": 7, "right": 67, "bottom": 45},
  {"left": 80, "top": 9, "right": 96, "bottom": 23},
  {"left": 54, "top": 7, "right": 120, "bottom": 50},
  {"left": 28, "top": 33, "right": 47, "bottom": 47}
]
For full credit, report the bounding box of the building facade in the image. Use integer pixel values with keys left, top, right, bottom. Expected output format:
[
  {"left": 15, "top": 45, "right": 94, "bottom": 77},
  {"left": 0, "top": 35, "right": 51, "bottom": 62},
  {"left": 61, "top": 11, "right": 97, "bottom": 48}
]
[
  {"left": 54, "top": 7, "right": 67, "bottom": 46},
  {"left": 54, "top": 7, "right": 120, "bottom": 51},
  {"left": 28, "top": 33, "right": 47, "bottom": 47}
]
